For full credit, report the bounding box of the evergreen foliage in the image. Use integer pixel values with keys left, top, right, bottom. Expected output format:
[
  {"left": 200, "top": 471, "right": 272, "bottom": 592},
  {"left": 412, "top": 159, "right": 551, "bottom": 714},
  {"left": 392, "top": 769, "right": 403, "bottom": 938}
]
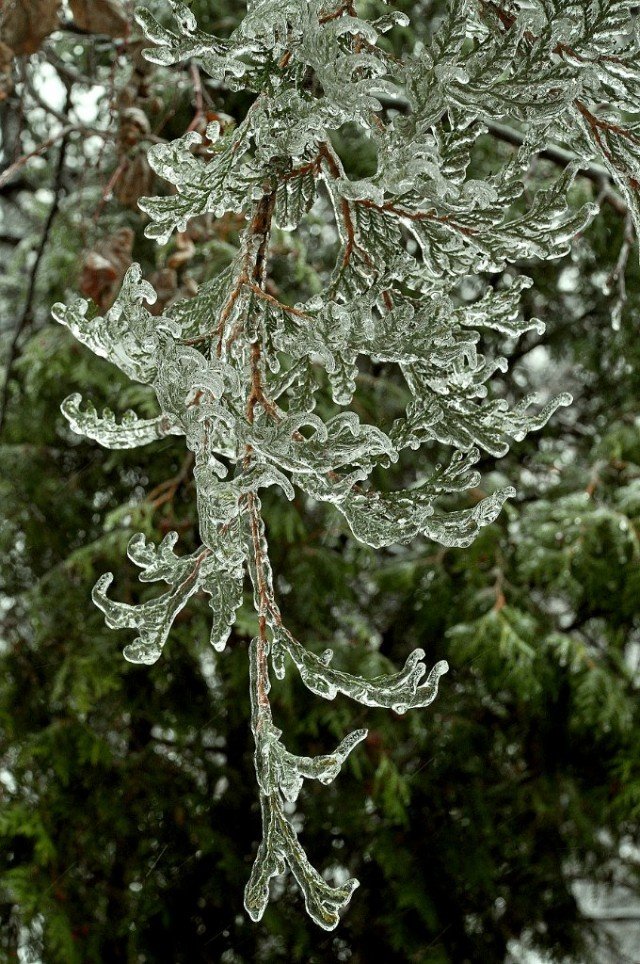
[{"left": 1, "top": 0, "right": 640, "bottom": 959}]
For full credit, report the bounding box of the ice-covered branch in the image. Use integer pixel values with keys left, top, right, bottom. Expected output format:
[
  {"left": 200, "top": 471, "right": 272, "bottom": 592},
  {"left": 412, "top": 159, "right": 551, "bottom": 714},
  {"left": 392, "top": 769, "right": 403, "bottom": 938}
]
[
  {"left": 272, "top": 624, "right": 449, "bottom": 713},
  {"left": 54, "top": 0, "right": 640, "bottom": 931}
]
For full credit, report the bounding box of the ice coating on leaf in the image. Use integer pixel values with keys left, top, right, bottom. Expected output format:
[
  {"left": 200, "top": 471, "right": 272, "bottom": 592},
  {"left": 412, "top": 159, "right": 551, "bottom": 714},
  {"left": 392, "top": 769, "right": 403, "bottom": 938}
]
[
  {"left": 195, "top": 461, "right": 295, "bottom": 530},
  {"left": 169, "top": 262, "right": 235, "bottom": 338},
  {"left": 438, "top": 392, "right": 571, "bottom": 456},
  {"left": 135, "top": 2, "right": 247, "bottom": 83},
  {"left": 244, "top": 411, "right": 397, "bottom": 476},
  {"left": 276, "top": 728, "right": 368, "bottom": 803},
  {"left": 343, "top": 485, "right": 516, "bottom": 550},
  {"left": 206, "top": 567, "right": 245, "bottom": 652},
  {"left": 251, "top": 698, "right": 367, "bottom": 803},
  {"left": 293, "top": 459, "right": 515, "bottom": 549},
  {"left": 61, "top": 394, "right": 183, "bottom": 449},
  {"left": 455, "top": 276, "right": 545, "bottom": 337},
  {"left": 274, "top": 159, "right": 318, "bottom": 230},
  {"left": 93, "top": 534, "right": 244, "bottom": 663},
  {"left": 139, "top": 125, "right": 262, "bottom": 243},
  {"left": 92, "top": 566, "right": 203, "bottom": 665},
  {"left": 371, "top": 10, "right": 411, "bottom": 33},
  {"left": 244, "top": 638, "right": 362, "bottom": 929},
  {"left": 273, "top": 625, "right": 449, "bottom": 712},
  {"left": 127, "top": 531, "right": 190, "bottom": 582},
  {"left": 52, "top": 265, "right": 177, "bottom": 383},
  {"left": 243, "top": 790, "right": 360, "bottom": 930}
]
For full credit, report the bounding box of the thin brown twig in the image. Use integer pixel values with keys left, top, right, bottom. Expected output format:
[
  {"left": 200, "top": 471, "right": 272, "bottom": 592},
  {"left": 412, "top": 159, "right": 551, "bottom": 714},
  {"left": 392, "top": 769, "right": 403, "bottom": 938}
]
[
  {"left": 318, "top": 140, "right": 376, "bottom": 271},
  {"left": 186, "top": 61, "right": 205, "bottom": 133},
  {"left": 0, "top": 129, "right": 70, "bottom": 437},
  {"left": 20, "top": 63, "right": 96, "bottom": 133},
  {"left": 318, "top": 1, "right": 356, "bottom": 25},
  {"left": 239, "top": 189, "right": 281, "bottom": 707},
  {"left": 381, "top": 289, "right": 394, "bottom": 311},
  {"left": 92, "top": 157, "right": 129, "bottom": 223},
  {"left": 0, "top": 125, "right": 75, "bottom": 190},
  {"left": 147, "top": 452, "right": 195, "bottom": 510},
  {"left": 357, "top": 196, "right": 479, "bottom": 236},
  {"left": 247, "top": 491, "right": 271, "bottom": 708},
  {"left": 247, "top": 283, "right": 312, "bottom": 321}
]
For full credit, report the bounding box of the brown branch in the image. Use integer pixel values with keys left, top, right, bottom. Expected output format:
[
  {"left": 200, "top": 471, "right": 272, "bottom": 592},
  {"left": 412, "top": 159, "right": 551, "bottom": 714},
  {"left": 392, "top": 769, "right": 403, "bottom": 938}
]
[
  {"left": 183, "top": 191, "right": 282, "bottom": 354},
  {"left": 381, "top": 289, "right": 394, "bottom": 311},
  {"left": 243, "top": 190, "right": 280, "bottom": 422},
  {"left": 92, "top": 157, "right": 128, "bottom": 224},
  {"left": 247, "top": 341, "right": 264, "bottom": 425},
  {"left": 248, "top": 190, "right": 277, "bottom": 289},
  {"left": 318, "top": 1, "right": 356, "bottom": 25},
  {"left": 222, "top": 190, "right": 278, "bottom": 356},
  {"left": 0, "top": 129, "right": 70, "bottom": 437},
  {"left": 183, "top": 275, "right": 251, "bottom": 350},
  {"left": 318, "top": 140, "right": 377, "bottom": 271},
  {"left": 247, "top": 491, "right": 271, "bottom": 708},
  {"left": 357, "top": 196, "right": 479, "bottom": 237},
  {"left": 0, "top": 125, "right": 75, "bottom": 191},
  {"left": 246, "top": 283, "right": 313, "bottom": 322},
  {"left": 240, "top": 191, "right": 281, "bottom": 713},
  {"left": 147, "top": 452, "right": 195, "bottom": 510},
  {"left": 281, "top": 156, "right": 322, "bottom": 182},
  {"left": 186, "top": 61, "right": 205, "bottom": 133},
  {"left": 180, "top": 273, "right": 247, "bottom": 349}
]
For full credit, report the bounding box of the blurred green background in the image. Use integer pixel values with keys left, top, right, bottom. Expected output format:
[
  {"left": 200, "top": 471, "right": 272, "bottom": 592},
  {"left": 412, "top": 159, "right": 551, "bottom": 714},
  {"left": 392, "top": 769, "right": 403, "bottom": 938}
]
[{"left": 1, "top": 1, "right": 639, "bottom": 961}]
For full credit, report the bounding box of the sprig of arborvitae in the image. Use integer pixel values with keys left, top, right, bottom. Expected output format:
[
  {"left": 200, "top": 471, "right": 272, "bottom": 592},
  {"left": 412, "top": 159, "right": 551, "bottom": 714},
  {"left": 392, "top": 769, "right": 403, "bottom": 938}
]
[{"left": 52, "top": 0, "right": 640, "bottom": 930}]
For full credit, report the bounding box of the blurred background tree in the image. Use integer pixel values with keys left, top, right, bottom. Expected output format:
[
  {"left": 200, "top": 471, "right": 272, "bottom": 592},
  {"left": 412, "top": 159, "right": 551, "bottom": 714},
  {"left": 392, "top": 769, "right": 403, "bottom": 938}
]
[{"left": 0, "top": 1, "right": 639, "bottom": 961}]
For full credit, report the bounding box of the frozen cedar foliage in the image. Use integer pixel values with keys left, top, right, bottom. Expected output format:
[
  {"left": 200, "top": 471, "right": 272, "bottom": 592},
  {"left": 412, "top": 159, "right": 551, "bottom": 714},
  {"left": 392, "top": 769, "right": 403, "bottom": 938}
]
[{"left": 52, "top": 0, "right": 640, "bottom": 931}]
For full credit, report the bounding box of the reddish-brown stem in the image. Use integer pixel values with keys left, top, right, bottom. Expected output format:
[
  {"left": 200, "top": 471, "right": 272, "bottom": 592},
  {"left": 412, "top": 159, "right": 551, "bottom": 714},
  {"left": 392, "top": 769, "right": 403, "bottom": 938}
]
[
  {"left": 147, "top": 452, "right": 195, "bottom": 510},
  {"left": 247, "top": 283, "right": 313, "bottom": 321},
  {"left": 357, "top": 197, "right": 479, "bottom": 237},
  {"left": 92, "top": 157, "right": 128, "bottom": 223},
  {"left": 247, "top": 492, "right": 271, "bottom": 709},
  {"left": 281, "top": 156, "right": 322, "bottom": 182},
  {"left": 318, "top": 141, "right": 377, "bottom": 270},
  {"left": 186, "top": 61, "right": 205, "bottom": 133},
  {"left": 219, "top": 189, "right": 278, "bottom": 355},
  {"left": 215, "top": 275, "right": 248, "bottom": 353},
  {"left": 318, "top": 1, "right": 356, "bottom": 25}
]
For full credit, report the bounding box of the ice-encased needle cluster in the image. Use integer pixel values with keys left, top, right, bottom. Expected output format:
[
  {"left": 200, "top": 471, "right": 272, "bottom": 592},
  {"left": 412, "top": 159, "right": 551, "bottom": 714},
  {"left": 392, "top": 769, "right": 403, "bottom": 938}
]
[{"left": 52, "top": 0, "right": 640, "bottom": 931}]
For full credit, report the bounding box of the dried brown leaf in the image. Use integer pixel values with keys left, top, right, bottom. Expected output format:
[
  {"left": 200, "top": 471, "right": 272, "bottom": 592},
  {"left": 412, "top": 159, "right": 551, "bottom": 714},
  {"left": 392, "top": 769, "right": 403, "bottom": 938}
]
[
  {"left": 167, "top": 232, "right": 196, "bottom": 270},
  {"left": 147, "top": 268, "right": 178, "bottom": 315},
  {"left": 80, "top": 228, "right": 134, "bottom": 310},
  {"left": 114, "top": 153, "right": 154, "bottom": 209},
  {"left": 0, "top": 40, "right": 12, "bottom": 100},
  {"left": 118, "top": 107, "right": 151, "bottom": 148},
  {"left": 68, "top": 0, "right": 127, "bottom": 37},
  {"left": 0, "top": 0, "right": 61, "bottom": 55}
]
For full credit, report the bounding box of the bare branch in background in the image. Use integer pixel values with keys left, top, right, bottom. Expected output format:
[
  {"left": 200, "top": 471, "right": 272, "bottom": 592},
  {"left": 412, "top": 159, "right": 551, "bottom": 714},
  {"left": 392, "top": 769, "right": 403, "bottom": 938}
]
[{"left": 0, "top": 102, "right": 70, "bottom": 436}]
